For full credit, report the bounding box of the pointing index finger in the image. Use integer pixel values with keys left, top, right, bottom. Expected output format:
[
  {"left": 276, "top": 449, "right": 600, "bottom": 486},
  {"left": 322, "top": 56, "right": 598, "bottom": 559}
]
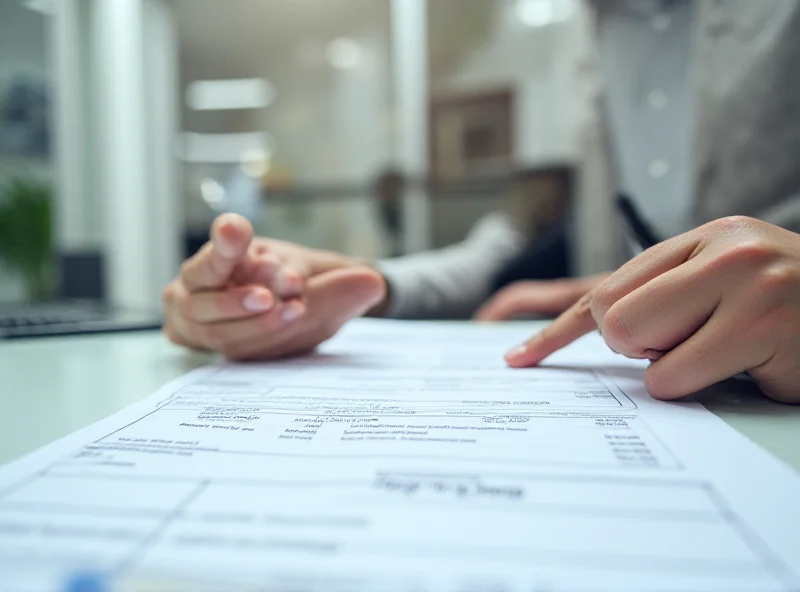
[
  {"left": 182, "top": 214, "right": 253, "bottom": 292},
  {"left": 504, "top": 290, "right": 598, "bottom": 367}
]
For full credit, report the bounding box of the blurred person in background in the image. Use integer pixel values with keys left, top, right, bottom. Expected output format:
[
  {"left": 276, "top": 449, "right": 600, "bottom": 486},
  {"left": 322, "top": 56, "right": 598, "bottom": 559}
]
[
  {"left": 376, "top": 165, "right": 575, "bottom": 319},
  {"left": 163, "top": 0, "right": 800, "bottom": 404}
]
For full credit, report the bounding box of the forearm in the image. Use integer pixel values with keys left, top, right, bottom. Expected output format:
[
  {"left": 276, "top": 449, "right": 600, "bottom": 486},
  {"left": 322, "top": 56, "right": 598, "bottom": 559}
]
[
  {"left": 369, "top": 214, "right": 525, "bottom": 319},
  {"left": 376, "top": 259, "right": 493, "bottom": 319}
]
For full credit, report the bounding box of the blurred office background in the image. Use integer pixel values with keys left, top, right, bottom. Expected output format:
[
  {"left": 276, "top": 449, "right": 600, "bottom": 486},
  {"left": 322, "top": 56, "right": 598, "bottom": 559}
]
[{"left": 0, "top": 0, "right": 608, "bottom": 310}]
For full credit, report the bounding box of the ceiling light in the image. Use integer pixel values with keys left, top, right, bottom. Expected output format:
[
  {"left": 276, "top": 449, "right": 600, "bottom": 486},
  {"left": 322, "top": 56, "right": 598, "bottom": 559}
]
[
  {"left": 186, "top": 78, "right": 276, "bottom": 111},
  {"left": 515, "top": 0, "right": 573, "bottom": 27},
  {"left": 200, "top": 178, "right": 226, "bottom": 209},
  {"left": 179, "top": 132, "right": 275, "bottom": 164},
  {"left": 240, "top": 148, "right": 271, "bottom": 178},
  {"left": 326, "top": 38, "right": 363, "bottom": 70}
]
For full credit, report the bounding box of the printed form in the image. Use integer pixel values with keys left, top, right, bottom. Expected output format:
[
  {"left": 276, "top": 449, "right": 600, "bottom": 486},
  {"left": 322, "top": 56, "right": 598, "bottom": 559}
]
[{"left": 0, "top": 320, "right": 799, "bottom": 592}]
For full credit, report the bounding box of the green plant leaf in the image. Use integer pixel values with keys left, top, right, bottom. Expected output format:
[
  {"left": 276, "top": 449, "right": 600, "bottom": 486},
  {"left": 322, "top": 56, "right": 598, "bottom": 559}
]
[{"left": 0, "top": 174, "right": 54, "bottom": 299}]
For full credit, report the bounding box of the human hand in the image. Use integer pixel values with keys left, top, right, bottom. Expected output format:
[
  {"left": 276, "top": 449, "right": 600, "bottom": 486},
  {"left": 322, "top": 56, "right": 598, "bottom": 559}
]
[
  {"left": 163, "top": 214, "right": 386, "bottom": 360},
  {"left": 474, "top": 275, "right": 608, "bottom": 321},
  {"left": 504, "top": 217, "right": 800, "bottom": 403}
]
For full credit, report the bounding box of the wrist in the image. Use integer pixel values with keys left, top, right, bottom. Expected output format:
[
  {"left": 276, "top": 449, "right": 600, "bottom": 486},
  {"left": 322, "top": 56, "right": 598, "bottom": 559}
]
[{"left": 365, "top": 272, "right": 391, "bottom": 318}]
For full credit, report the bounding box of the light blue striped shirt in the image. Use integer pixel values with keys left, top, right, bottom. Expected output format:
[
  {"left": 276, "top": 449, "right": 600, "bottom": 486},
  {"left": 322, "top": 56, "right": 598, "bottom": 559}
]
[{"left": 595, "top": 0, "right": 695, "bottom": 239}]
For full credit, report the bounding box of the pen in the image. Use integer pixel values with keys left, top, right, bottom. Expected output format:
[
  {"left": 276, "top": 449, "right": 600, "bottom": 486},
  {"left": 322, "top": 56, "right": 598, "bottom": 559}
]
[{"left": 616, "top": 193, "right": 661, "bottom": 252}]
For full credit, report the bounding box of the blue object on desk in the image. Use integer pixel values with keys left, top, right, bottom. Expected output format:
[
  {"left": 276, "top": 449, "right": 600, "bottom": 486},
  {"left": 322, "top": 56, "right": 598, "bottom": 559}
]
[{"left": 63, "top": 572, "right": 108, "bottom": 592}]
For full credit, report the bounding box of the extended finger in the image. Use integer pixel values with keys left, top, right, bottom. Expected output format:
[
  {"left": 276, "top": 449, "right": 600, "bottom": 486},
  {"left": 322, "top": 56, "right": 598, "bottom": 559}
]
[
  {"left": 181, "top": 214, "right": 253, "bottom": 291},
  {"left": 308, "top": 266, "right": 386, "bottom": 325},
  {"left": 170, "top": 282, "right": 276, "bottom": 323},
  {"left": 504, "top": 290, "right": 597, "bottom": 368},
  {"left": 177, "top": 298, "right": 307, "bottom": 353},
  {"left": 223, "top": 267, "right": 385, "bottom": 361}
]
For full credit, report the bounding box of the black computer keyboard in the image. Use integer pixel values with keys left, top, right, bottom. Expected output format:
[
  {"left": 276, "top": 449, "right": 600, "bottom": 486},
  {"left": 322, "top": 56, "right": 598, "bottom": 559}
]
[
  {"left": 0, "top": 301, "right": 162, "bottom": 339},
  {"left": 0, "top": 305, "right": 104, "bottom": 329}
]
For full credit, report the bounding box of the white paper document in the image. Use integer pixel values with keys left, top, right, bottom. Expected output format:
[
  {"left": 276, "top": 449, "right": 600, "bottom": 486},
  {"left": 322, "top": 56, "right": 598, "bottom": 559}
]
[{"left": 1, "top": 320, "right": 799, "bottom": 592}]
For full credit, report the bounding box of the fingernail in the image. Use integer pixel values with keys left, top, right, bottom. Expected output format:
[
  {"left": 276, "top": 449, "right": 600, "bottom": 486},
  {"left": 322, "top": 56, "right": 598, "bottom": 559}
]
[
  {"left": 214, "top": 220, "right": 245, "bottom": 258},
  {"left": 242, "top": 290, "right": 273, "bottom": 312},
  {"left": 281, "top": 303, "right": 304, "bottom": 322},
  {"left": 275, "top": 269, "right": 301, "bottom": 296},
  {"left": 505, "top": 344, "right": 528, "bottom": 360}
]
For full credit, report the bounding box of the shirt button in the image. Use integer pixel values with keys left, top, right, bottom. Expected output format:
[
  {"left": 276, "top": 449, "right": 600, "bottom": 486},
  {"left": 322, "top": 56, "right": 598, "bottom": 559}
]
[
  {"left": 648, "top": 88, "right": 668, "bottom": 110},
  {"left": 652, "top": 14, "right": 671, "bottom": 31},
  {"left": 648, "top": 159, "right": 671, "bottom": 178}
]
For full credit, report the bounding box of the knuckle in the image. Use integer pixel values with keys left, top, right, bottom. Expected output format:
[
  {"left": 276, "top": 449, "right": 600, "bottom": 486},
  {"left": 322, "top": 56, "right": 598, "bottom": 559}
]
[
  {"left": 705, "top": 215, "right": 758, "bottom": 235},
  {"left": 756, "top": 263, "right": 800, "bottom": 297},
  {"left": 589, "top": 281, "right": 616, "bottom": 315},
  {"left": 601, "top": 304, "right": 634, "bottom": 352},
  {"left": 708, "top": 240, "right": 780, "bottom": 271},
  {"left": 574, "top": 290, "right": 595, "bottom": 320},
  {"left": 709, "top": 214, "right": 756, "bottom": 231},
  {"left": 731, "top": 240, "right": 781, "bottom": 263}
]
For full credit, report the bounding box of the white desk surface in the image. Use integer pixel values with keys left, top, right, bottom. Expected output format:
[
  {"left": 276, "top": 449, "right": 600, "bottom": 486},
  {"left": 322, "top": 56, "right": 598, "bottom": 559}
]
[{"left": 1, "top": 327, "right": 799, "bottom": 473}]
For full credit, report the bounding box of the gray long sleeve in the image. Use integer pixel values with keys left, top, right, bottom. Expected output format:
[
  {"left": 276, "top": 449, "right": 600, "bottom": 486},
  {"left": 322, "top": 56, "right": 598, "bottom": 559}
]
[{"left": 377, "top": 213, "right": 525, "bottom": 319}]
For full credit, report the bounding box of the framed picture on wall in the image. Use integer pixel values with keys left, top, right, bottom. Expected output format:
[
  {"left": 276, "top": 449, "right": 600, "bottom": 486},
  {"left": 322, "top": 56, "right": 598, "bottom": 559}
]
[
  {"left": 0, "top": 75, "right": 51, "bottom": 158},
  {"left": 429, "top": 89, "right": 514, "bottom": 181}
]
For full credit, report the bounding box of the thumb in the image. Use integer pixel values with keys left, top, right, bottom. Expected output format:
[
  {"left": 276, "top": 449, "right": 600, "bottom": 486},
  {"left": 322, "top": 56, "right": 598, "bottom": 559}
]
[
  {"left": 306, "top": 266, "right": 386, "bottom": 327},
  {"left": 181, "top": 213, "right": 253, "bottom": 291}
]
